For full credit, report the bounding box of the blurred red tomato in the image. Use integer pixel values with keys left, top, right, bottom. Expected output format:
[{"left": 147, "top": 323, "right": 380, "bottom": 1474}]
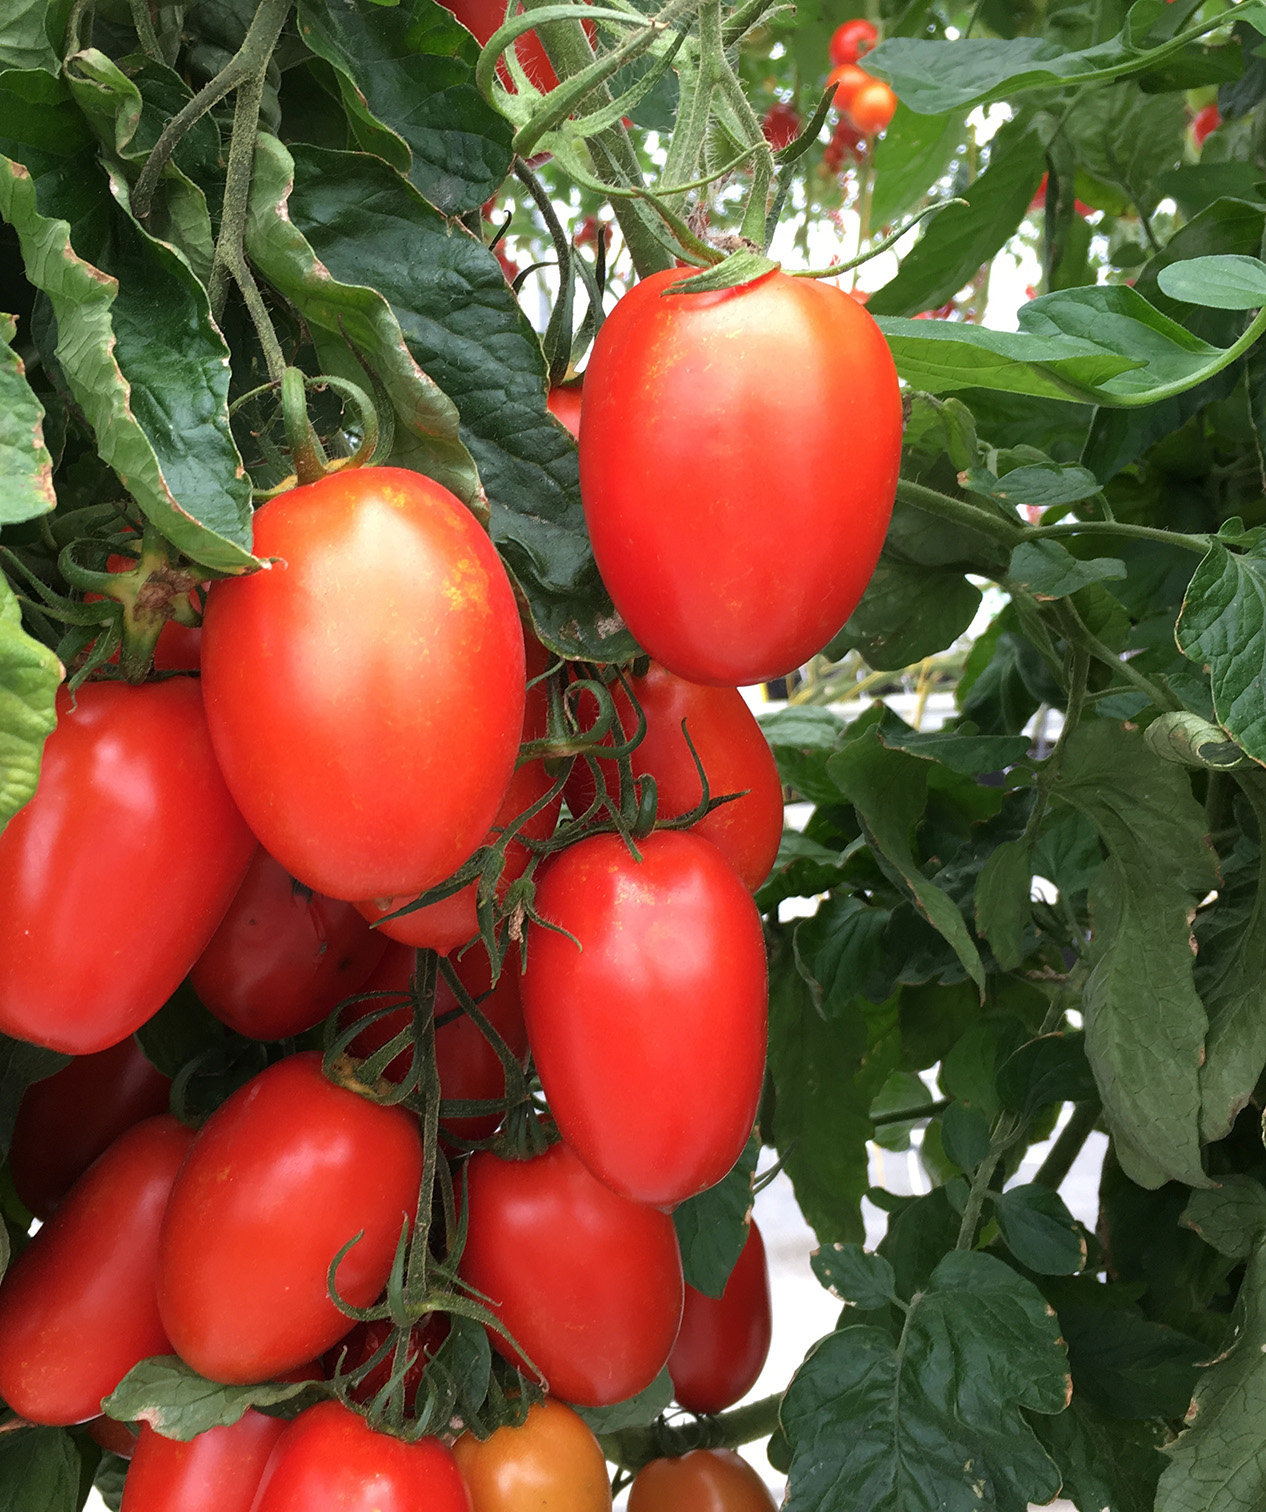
[
  {"left": 761, "top": 101, "right": 801, "bottom": 149},
  {"left": 829, "top": 17, "right": 877, "bottom": 66}
]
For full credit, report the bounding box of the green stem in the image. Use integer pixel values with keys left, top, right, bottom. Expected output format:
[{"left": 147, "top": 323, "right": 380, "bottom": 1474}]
[
  {"left": 599, "top": 1392, "right": 783, "bottom": 1471},
  {"left": 1032, "top": 1102, "right": 1098, "bottom": 1192},
  {"left": 895, "top": 479, "right": 1022, "bottom": 548},
  {"left": 127, "top": 0, "right": 162, "bottom": 58},
  {"left": 955, "top": 1113, "right": 1019, "bottom": 1251},
  {"left": 871, "top": 1098, "right": 949, "bottom": 1127},
  {"left": 1022, "top": 519, "right": 1211, "bottom": 556},
  {"left": 1052, "top": 597, "right": 1181, "bottom": 713},
  {"left": 281, "top": 367, "right": 328, "bottom": 485}
]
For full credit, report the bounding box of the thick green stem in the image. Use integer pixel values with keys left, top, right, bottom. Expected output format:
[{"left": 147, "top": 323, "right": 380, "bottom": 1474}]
[
  {"left": 599, "top": 1392, "right": 783, "bottom": 1471},
  {"left": 127, "top": 0, "right": 162, "bottom": 58},
  {"left": 1023, "top": 519, "right": 1211, "bottom": 556},
  {"left": 895, "top": 479, "right": 1022, "bottom": 548},
  {"left": 871, "top": 1098, "right": 949, "bottom": 1127},
  {"left": 1033, "top": 1102, "right": 1099, "bottom": 1192},
  {"left": 1052, "top": 597, "right": 1182, "bottom": 713}
]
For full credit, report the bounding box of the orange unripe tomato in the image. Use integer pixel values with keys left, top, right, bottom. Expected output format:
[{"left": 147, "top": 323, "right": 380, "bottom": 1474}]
[
  {"left": 849, "top": 79, "right": 897, "bottom": 134},
  {"left": 628, "top": 1449, "right": 777, "bottom": 1511},
  {"left": 454, "top": 1399, "right": 612, "bottom": 1510},
  {"left": 826, "top": 63, "right": 868, "bottom": 112}
]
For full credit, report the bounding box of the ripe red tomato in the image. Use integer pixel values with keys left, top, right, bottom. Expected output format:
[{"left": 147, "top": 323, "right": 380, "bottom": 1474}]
[
  {"left": 668, "top": 1222, "right": 772, "bottom": 1414},
  {"left": 157, "top": 1053, "right": 423, "bottom": 1384},
  {"left": 1192, "top": 102, "right": 1220, "bottom": 145},
  {"left": 9, "top": 1037, "right": 171, "bottom": 1218},
  {"left": 761, "top": 101, "right": 801, "bottom": 149},
  {"left": 460, "top": 1142, "right": 684, "bottom": 1406},
  {"left": 521, "top": 831, "right": 767, "bottom": 1206},
  {"left": 849, "top": 78, "right": 897, "bottom": 134},
  {"left": 564, "top": 663, "right": 783, "bottom": 892},
  {"left": 829, "top": 17, "right": 878, "bottom": 66},
  {"left": 826, "top": 62, "right": 869, "bottom": 112},
  {"left": 89, "top": 1415, "right": 139, "bottom": 1459},
  {"left": 439, "top": 0, "right": 564, "bottom": 92},
  {"left": 579, "top": 269, "right": 901, "bottom": 686},
  {"left": 200, "top": 466, "right": 526, "bottom": 903},
  {"left": 191, "top": 848, "right": 387, "bottom": 1040},
  {"left": 547, "top": 382, "right": 584, "bottom": 438},
  {"left": 0, "top": 680, "right": 256, "bottom": 1054},
  {"left": 323, "top": 1314, "right": 448, "bottom": 1405},
  {"left": 250, "top": 1400, "right": 470, "bottom": 1512},
  {"left": 453, "top": 1398, "right": 611, "bottom": 1510},
  {"left": 121, "top": 1412, "right": 289, "bottom": 1512},
  {"left": 0, "top": 1115, "right": 193, "bottom": 1425},
  {"left": 627, "top": 1450, "right": 777, "bottom": 1511}
]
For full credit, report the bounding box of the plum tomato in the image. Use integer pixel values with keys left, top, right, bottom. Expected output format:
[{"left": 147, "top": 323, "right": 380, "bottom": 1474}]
[
  {"left": 547, "top": 383, "right": 583, "bottom": 438},
  {"left": 191, "top": 848, "right": 387, "bottom": 1040},
  {"left": 564, "top": 662, "right": 784, "bottom": 892},
  {"left": 9, "top": 1037, "right": 171, "bottom": 1218},
  {"left": 157, "top": 1053, "right": 423, "bottom": 1384},
  {"left": 0, "top": 1115, "right": 193, "bottom": 1425},
  {"left": 121, "top": 1412, "right": 289, "bottom": 1512},
  {"left": 668, "top": 1222, "right": 772, "bottom": 1415},
  {"left": 829, "top": 17, "right": 878, "bottom": 65},
  {"left": 200, "top": 466, "right": 525, "bottom": 904},
  {"left": 249, "top": 1400, "right": 471, "bottom": 1512},
  {"left": 627, "top": 1449, "right": 777, "bottom": 1511},
  {"left": 459, "top": 1142, "right": 684, "bottom": 1407},
  {"left": 521, "top": 831, "right": 767, "bottom": 1206},
  {"left": 0, "top": 680, "right": 256, "bottom": 1054},
  {"left": 579, "top": 269, "right": 901, "bottom": 686},
  {"left": 89, "top": 1415, "right": 139, "bottom": 1458},
  {"left": 453, "top": 1398, "right": 611, "bottom": 1511}
]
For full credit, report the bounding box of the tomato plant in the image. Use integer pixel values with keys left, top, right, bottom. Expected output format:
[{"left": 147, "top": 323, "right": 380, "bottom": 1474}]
[
  {"left": 452, "top": 1398, "right": 611, "bottom": 1510},
  {"left": 668, "top": 1221, "right": 771, "bottom": 1416},
  {"left": 627, "top": 1450, "right": 776, "bottom": 1511},
  {"left": 120, "top": 1412, "right": 289, "bottom": 1512}
]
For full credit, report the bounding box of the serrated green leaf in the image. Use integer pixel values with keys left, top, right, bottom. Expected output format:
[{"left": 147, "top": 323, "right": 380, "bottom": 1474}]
[
  {"left": 1049, "top": 720, "right": 1215, "bottom": 1189},
  {"left": 1181, "top": 1176, "right": 1266, "bottom": 1260},
  {"left": 1059, "top": 1301, "right": 1202, "bottom": 1421},
  {"left": 0, "top": 574, "right": 60, "bottom": 833},
  {"left": 811, "top": 1243, "right": 898, "bottom": 1310},
  {"left": 870, "top": 110, "right": 966, "bottom": 229},
  {"left": 834, "top": 559, "right": 981, "bottom": 672},
  {"left": 102, "top": 1356, "right": 312, "bottom": 1441},
  {"left": 1063, "top": 82, "right": 1187, "bottom": 217},
  {"left": 0, "top": 1, "right": 58, "bottom": 72},
  {"left": 1029, "top": 1394, "right": 1163, "bottom": 1512},
  {"left": 974, "top": 840, "right": 1031, "bottom": 971},
  {"left": 0, "top": 1426, "right": 80, "bottom": 1512},
  {"left": 576, "top": 1366, "right": 673, "bottom": 1434},
  {"left": 0, "top": 310, "right": 52, "bottom": 523},
  {"left": 793, "top": 895, "right": 892, "bottom": 1016},
  {"left": 876, "top": 716, "right": 1029, "bottom": 776},
  {"left": 781, "top": 1250, "right": 1070, "bottom": 1512},
  {"left": 996, "top": 1032, "right": 1097, "bottom": 1118},
  {"left": 941, "top": 1099, "right": 992, "bottom": 1171},
  {"left": 1008, "top": 539, "right": 1128, "bottom": 598},
  {"left": 993, "top": 1184, "right": 1086, "bottom": 1275},
  {"left": 1158, "top": 254, "right": 1266, "bottom": 310},
  {"left": 672, "top": 1133, "right": 759, "bottom": 1298},
  {"left": 963, "top": 462, "right": 1100, "bottom": 512},
  {"left": 1176, "top": 542, "right": 1266, "bottom": 765}
]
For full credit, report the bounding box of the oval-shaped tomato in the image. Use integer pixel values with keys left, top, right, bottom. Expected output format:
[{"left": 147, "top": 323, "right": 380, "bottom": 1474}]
[
  {"left": 191, "top": 849, "right": 387, "bottom": 1040},
  {"left": 627, "top": 1450, "right": 777, "bottom": 1511},
  {"left": 564, "top": 663, "right": 783, "bottom": 892},
  {"left": 522, "top": 831, "right": 767, "bottom": 1206},
  {"left": 668, "top": 1222, "right": 772, "bottom": 1415},
  {"left": 201, "top": 466, "right": 525, "bottom": 903},
  {"left": 579, "top": 269, "right": 901, "bottom": 686},
  {"left": 121, "top": 1412, "right": 288, "bottom": 1512},
  {"left": 460, "top": 1142, "right": 683, "bottom": 1406},
  {"left": 829, "top": 17, "right": 877, "bottom": 66},
  {"left": 849, "top": 78, "right": 897, "bottom": 134},
  {"left": 547, "top": 383, "right": 583, "bottom": 438},
  {"left": 157, "top": 1053, "right": 423, "bottom": 1384},
  {"left": 0, "top": 681, "right": 256, "bottom": 1054},
  {"left": 453, "top": 1398, "right": 611, "bottom": 1511},
  {"left": 9, "top": 1037, "right": 171, "bottom": 1218},
  {"left": 250, "top": 1400, "right": 471, "bottom": 1512},
  {"left": 89, "top": 1415, "right": 139, "bottom": 1459},
  {"left": 0, "top": 1115, "right": 193, "bottom": 1425}
]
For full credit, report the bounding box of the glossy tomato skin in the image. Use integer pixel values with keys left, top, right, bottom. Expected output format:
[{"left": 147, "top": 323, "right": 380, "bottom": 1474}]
[
  {"left": 522, "top": 831, "right": 767, "bottom": 1206},
  {"left": 849, "top": 79, "right": 897, "bottom": 133},
  {"left": 201, "top": 466, "right": 525, "bottom": 903},
  {"left": 564, "top": 663, "right": 783, "bottom": 891},
  {"left": 829, "top": 17, "right": 877, "bottom": 65},
  {"left": 453, "top": 1398, "right": 611, "bottom": 1511},
  {"left": 439, "top": 0, "right": 561, "bottom": 91},
  {"left": 0, "top": 1115, "right": 193, "bottom": 1425},
  {"left": 579, "top": 269, "right": 901, "bottom": 686},
  {"left": 0, "top": 681, "right": 256, "bottom": 1053},
  {"left": 627, "top": 1450, "right": 777, "bottom": 1511},
  {"left": 191, "top": 849, "right": 387, "bottom": 1039},
  {"left": 547, "top": 382, "right": 583, "bottom": 438},
  {"left": 9, "top": 1037, "right": 171, "bottom": 1218},
  {"left": 668, "top": 1222, "right": 772, "bottom": 1414},
  {"left": 250, "top": 1400, "right": 471, "bottom": 1512},
  {"left": 460, "top": 1143, "right": 684, "bottom": 1406},
  {"left": 121, "top": 1412, "right": 288, "bottom": 1512},
  {"left": 157, "top": 1053, "right": 423, "bottom": 1384}
]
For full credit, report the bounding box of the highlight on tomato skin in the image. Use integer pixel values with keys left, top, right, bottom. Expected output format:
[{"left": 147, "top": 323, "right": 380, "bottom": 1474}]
[{"left": 120, "top": 1409, "right": 290, "bottom": 1512}]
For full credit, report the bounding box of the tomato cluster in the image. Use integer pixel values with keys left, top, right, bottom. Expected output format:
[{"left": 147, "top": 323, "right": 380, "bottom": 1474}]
[{"left": 825, "top": 20, "right": 896, "bottom": 137}]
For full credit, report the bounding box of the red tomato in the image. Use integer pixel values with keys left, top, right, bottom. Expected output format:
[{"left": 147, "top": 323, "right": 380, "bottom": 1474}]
[
  {"left": 0, "top": 1115, "right": 192, "bottom": 1425},
  {"left": 346, "top": 940, "right": 528, "bottom": 1141},
  {"left": 157, "top": 1053, "right": 423, "bottom": 1384},
  {"left": 191, "top": 849, "right": 387, "bottom": 1040},
  {"left": 453, "top": 1398, "right": 611, "bottom": 1510},
  {"left": 761, "top": 101, "right": 801, "bottom": 149},
  {"left": 548, "top": 382, "right": 584, "bottom": 438},
  {"left": 460, "top": 1142, "right": 683, "bottom": 1406},
  {"left": 1192, "top": 102, "right": 1220, "bottom": 145},
  {"left": 438, "top": 0, "right": 594, "bottom": 93},
  {"left": 668, "top": 1222, "right": 772, "bottom": 1414},
  {"left": 848, "top": 78, "right": 897, "bottom": 134},
  {"left": 250, "top": 1400, "right": 470, "bottom": 1512},
  {"left": 90, "top": 1415, "right": 139, "bottom": 1459},
  {"left": 323, "top": 1314, "right": 448, "bottom": 1405},
  {"left": 521, "top": 831, "right": 767, "bottom": 1206},
  {"left": 826, "top": 62, "right": 869, "bottom": 112},
  {"left": 9, "top": 1037, "right": 171, "bottom": 1218},
  {"left": 564, "top": 663, "right": 783, "bottom": 892},
  {"left": 121, "top": 1412, "right": 288, "bottom": 1512},
  {"left": 200, "top": 466, "right": 525, "bottom": 903},
  {"left": 829, "top": 17, "right": 878, "bottom": 65},
  {"left": 579, "top": 269, "right": 901, "bottom": 686},
  {"left": 627, "top": 1450, "right": 777, "bottom": 1511},
  {"left": 0, "top": 681, "right": 256, "bottom": 1054}
]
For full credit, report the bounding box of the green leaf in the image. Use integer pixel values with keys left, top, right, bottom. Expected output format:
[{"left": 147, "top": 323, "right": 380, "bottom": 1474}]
[
  {"left": 876, "top": 716, "right": 1030, "bottom": 775},
  {"left": 962, "top": 462, "right": 1100, "bottom": 512},
  {"left": 828, "top": 732, "right": 986, "bottom": 992},
  {"left": 1181, "top": 1176, "right": 1266, "bottom": 1260},
  {"left": 665, "top": 252, "right": 780, "bottom": 294},
  {"left": 793, "top": 895, "right": 892, "bottom": 1015},
  {"left": 1157, "top": 254, "right": 1266, "bottom": 310},
  {"left": 1030, "top": 1394, "right": 1163, "bottom": 1512},
  {"left": 0, "top": 1426, "right": 81, "bottom": 1512},
  {"left": 1049, "top": 720, "right": 1216, "bottom": 1189},
  {"left": 941, "top": 1099, "right": 992, "bottom": 1171},
  {"left": 576, "top": 1366, "right": 673, "bottom": 1434},
  {"left": 0, "top": 311, "right": 52, "bottom": 522},
  {"left": 1145, "top": 711, "right": 1247, "bottom": 771},
  {"left": 868, "top": 116, "right": 1045, "bottom": 319},
  {"left": 996, "top": 1032, "right": 1097, "bottom": 1118},
  {"left": 295, "top": 0, "right": 514, "bottom": 216},
  {"left": 1062, "top": 82, "right": 1187, "bottom": 216},
  {"left": 1153, "top": 164, "right": 1266, "bottom": 219},
  {"left": 0, "top": 574, "right": 60, "bottom": 833},
  {"left": 992, "top": 1184, "right": 1086, "bottom": 1275},
  {"left": 672, "top": 1133, "right": 760, "bottom": 1298},
  {"left": 974, "top": 839, "right": 1031, "bottom": 971},
  {"left": 278, "top": 145, "right": 634, "bottom": 661},
  {"left": 0, "top": 1035, "right": 67, "bottom": 1163},
  {"left": 781, "top": 1250, "right": 1070, "bottom": 1512},
  {"left": 834, "top": 560, "right": 981, "bottom": 672},
  {"left": 1008, "top": 539, "right": 1128, "bottom": 598},
  {"left": 1176, "top": 542, "right": 1266, "bottom": 765},
  {"left": 0, "top": 1, "right": 58, "bottom": 72},
  {"left": 759, "top": 706, "right": 849, "bottom": 752},
  {"left": 92, "top": 1452, "right": 128, "bottom": 1512},
  {"left": 1156, "top": 1235, "right": 1266, "bottom": 1512},
  {"left": 102, "top": 1356, "right": 312, "bottom": 1441},
  {"left": 811, "top": 1243, "right": 899, "bottom": 1310},
  {"left": 870, "top": 110, "right": 966, "bottom": 230}
]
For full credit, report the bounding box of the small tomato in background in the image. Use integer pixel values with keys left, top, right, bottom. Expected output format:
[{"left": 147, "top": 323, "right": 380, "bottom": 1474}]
[
  {"left": 848, "top": 78, "right": 897, "bottom": 134},
  {"left": 324, "top": 1315, "right": 447, "bottom": 1406},
  {"left": 761, "top": 101, "right": 801, "bottom": 149},
  {"left": 668, "top": 1222, "right": 772, "bottom": 1414},
  {"left": 453, "top": 1398, "right": 611, "bottom": 1511},
  {"left": 826, "top": 62, "right": 868, "bottom": 113},
  {"left": 829, "top": 17, "right": 878, "bottom": 66},
  {"left": 628, "top": 1449, "right": 777, "bottom": 1511},
  {"left": 1192, "top": 102, "right": 1220, "bottom": 145}
]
